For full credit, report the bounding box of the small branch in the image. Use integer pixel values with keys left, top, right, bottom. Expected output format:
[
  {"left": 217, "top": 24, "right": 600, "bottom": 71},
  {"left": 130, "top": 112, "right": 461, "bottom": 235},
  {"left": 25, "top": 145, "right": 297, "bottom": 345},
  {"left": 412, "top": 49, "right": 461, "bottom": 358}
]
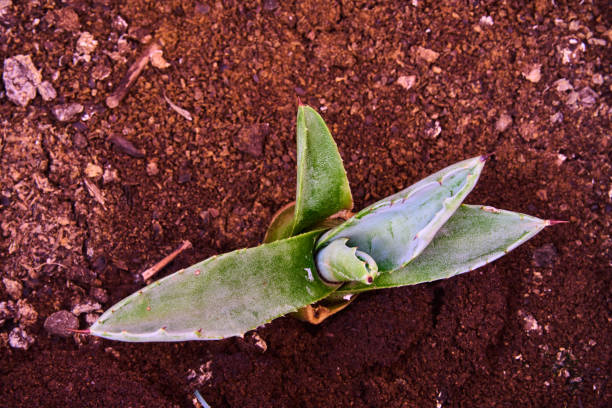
[
  {"left": 106, "top": 41, "right": 162, "bottom": 109},
  {"left": 142, "top": 240, "right": 193, "bottom": 281}
]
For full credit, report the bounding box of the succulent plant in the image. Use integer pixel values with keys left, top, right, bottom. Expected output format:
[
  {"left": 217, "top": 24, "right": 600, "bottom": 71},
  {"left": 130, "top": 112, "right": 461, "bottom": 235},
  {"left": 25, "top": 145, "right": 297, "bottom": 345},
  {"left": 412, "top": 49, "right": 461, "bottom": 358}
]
[{"left": 89, "top": 104, "right": 559, "bottom": 342}]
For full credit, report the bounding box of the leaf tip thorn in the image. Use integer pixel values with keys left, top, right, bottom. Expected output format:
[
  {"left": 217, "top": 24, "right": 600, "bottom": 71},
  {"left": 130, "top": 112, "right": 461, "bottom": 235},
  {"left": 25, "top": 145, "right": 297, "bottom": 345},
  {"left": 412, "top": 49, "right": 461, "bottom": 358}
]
[
  {"left": 547, "top": 220, "right": 569, "bottom": 225},
  {"left": 480, "top": 152, "right": 495, "bottom": 162},
  {"left": 297, "top": 96, "right": 304, "bottom": 106}
]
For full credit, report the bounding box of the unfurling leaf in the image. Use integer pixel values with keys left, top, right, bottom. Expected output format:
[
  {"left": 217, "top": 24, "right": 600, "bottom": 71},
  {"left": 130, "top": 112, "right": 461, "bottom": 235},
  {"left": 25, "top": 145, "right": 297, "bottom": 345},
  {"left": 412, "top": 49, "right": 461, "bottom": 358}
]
[{"left": 317, "top": 156, "right": 486, "bottom": 271}]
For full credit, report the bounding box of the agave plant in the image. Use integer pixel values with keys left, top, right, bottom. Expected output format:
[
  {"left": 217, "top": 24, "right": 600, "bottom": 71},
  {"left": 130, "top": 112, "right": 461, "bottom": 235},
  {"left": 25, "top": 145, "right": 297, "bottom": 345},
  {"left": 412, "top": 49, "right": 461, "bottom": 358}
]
[{"left": 89, "top": 104, "right": 559, "bottom": 342}]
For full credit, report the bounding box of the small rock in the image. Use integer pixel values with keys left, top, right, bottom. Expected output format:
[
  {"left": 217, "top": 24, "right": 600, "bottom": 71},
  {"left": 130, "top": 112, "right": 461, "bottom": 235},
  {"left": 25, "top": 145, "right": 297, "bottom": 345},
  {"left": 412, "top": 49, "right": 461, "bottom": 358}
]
[
  {"left": 16, "top": 300, "right": 37, "bottom": 326},
  {"left": 479, "top": 15, "right": 494, "bottom": 26},
  {"left": 533, "top": 243, "right": 557, "bottom": 267},
  {"left": 52, "top": 103, "right": 84, "bottom": 122},
  {"left": 85, "top": 163, "right": 103, "bottom": 179},
  {"left": 577, "top": 87, "right": 597, "bottom": 107},
  {"left": 565, "top": 91, "right": 579, "bottom": 106},
  {"left": 73, "top": 132, "right": 88, "bottom": 149},
  {"left": 233, "top": 123, "right": 269, "bottom": 157},
  {"left": 396, "top": 75, "right": 416, "bottom": 90},
  {"left": 536, "top": 189, "right": 548, "bottom": 201},
  {"left": 568, "top": 20, "right": 580, "bottom": 31},
  {"left": 85, "top": 313, "right": 99, "bottom": 326},
  {"left": 76, "top": 31, "right": 98, "bottom": 55},
  {"left": 518, "top": 121, "right": 539, "bottom": 141},
  {"left": 44, "top": 310, "right": 78, "bottom": 337},
  {"left": 587, "top": 37, "right": 607, "bottom": 47},
  {"left": 519, "top": 311, "right": 542, "bottom": 335},
  {"left": 8, "top": 327, "right": 35, "bottom": 350},
  {"left": 54, "top": 7, "right": 80, "bottom": 32},
  {"left": 72, "top": 301, "right": 101, "bottom": 315},
  {"left": 150, "top": 50, "right": 170, "bottom": 69},
  {"left": 553, "top": 78, "right": 573, "bottom": 92},
  {"left": 495, "top": 113, "right": 513, "bottom": 132},
  {"left": 2, "top": 277, "right": 22, "bottom": 299},
  {"left": 414, "top": 46, "right": 439, "bottom": 64},
  {"left": 102, "top": 168, "right": 119, "bottom": 184},
  {"left": 0, "top": 300, "right": 15, "bottom": 327},
  {"left": 89, "top": 287, "right": 108, "bottom": 303},
  {"left": 3, "top": 55, "right": 42, "bottom": 107},
  {"left": 146, "top": 161, "right": 159, "bottom": 176},
  {"left": 112, "top": 15, "right": 128, "bottom": 32},
  {"left": 424, "top": 120, "right": 441, "bottom": 138},
  {"left": 556, "top": 153, "right": 567, "bottom": 166},
  {"left": 522, "top": 64, "right": 542, "bottom": 83},
  {"left": 91, "top": 64, "right": 112, "bottom": 81},
  {"left": 592, "top": 73, "right": 603, "bottom": 86},
  {"left": 37, "top": 80, "right": 57, "bottom": 101}
]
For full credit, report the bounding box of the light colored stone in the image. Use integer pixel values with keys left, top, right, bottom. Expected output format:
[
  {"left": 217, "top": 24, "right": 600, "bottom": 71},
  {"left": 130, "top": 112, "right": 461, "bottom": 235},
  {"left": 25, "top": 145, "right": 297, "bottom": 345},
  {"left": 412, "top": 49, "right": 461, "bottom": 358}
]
[
  {"left": 415, "top": 46, "right": 439, "bottom": 63},
  {"left": 72, "top": 301, "right": 101, "bottom": 315},
  {"left": 496, "top": 113, "right": 513, "bottom": 132},
  {"left": 479, "top": 15, "right": 494, "bottom": 26},
  {"left": 85, "top": 163, "right": 103, "bottom": 179},
  {"left": 8, "top": 327, "right": 35, "bottom": 350},
  {"left": 396, "top": 75, "right": 416, "bottom": 90},
  {"left": 76, "top": 31, "right": 98, "bottom": 55},
  {"left": 522, "top": 64, "right": 542, "bottom": 83},
  {"left": 16, "top": 300, "right": 37, "bottom": 326},
  {"left": 554, "top": 78, "right": 573, "bottom": 92},
  {"left": 52, "top": 103, "right": 83, "bottom": 122},
  {"left": 37, "top": 80, "right": 57, "bottom": 101},
  {"left": 146, "top": 161, "right": 159, "bottom": 176},
  {"left": 2, "top": 278, "right": 22, "bottom": 299},
  {"left": 3, "top": 55, "right": 41, "bottom": 107}
]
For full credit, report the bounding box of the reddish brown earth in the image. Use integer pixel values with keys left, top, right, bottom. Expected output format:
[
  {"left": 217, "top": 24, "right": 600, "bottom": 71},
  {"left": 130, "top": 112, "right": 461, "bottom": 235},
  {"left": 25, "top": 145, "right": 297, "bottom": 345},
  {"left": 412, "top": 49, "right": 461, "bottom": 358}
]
[{"left": 1, "top": 1, "right": 610, "bottom": 407}]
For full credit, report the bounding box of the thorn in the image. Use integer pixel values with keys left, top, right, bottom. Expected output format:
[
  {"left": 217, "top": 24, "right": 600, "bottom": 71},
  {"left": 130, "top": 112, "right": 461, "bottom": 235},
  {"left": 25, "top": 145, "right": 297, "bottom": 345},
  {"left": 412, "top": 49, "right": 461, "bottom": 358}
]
[
  {"left": 68, "top": 328, "right": 90, "bottom": 335},
  {"left": 480, "top": 152, "right": 496, "bottom": 162},
  {"left": 547, "top": 220, "right": 569, "bottom": 225},
  {"left": 297, "top": 95, "right": 304, "bottom": 106}
]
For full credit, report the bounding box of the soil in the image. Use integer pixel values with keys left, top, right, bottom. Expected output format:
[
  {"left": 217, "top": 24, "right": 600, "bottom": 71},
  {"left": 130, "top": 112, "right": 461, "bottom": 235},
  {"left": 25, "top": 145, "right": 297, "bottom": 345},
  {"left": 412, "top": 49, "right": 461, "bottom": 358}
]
[{"left": 1, "top": 1, "right": 610, "bottom": 407}]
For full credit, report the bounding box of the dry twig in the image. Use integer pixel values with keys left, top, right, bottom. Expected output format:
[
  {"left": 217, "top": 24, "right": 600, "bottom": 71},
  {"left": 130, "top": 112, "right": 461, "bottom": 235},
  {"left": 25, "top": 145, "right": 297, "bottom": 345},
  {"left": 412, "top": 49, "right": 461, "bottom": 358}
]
[
  {"left": 142, "top": 240, "right": 193, "bottom": 281},
  {"left": 106, "top": 42, "right": 163, "bottom": 109}
]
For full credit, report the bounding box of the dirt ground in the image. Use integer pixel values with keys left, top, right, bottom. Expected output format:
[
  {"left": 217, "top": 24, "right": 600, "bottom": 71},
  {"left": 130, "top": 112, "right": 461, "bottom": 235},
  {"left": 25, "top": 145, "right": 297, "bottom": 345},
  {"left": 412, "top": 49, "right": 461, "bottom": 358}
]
[{"left": 0, "top": 1, "right": 610, "bottom": 407}]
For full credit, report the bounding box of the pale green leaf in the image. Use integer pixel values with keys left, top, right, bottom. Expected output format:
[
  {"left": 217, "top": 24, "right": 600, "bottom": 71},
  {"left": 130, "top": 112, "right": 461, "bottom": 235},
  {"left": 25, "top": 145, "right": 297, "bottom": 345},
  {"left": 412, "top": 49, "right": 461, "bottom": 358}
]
[
  {"left": 90, "top": 230, "right": 336, "bottom": 342},
  {"left": 334, "top": 205, "right": 550, "bottom": 295}
]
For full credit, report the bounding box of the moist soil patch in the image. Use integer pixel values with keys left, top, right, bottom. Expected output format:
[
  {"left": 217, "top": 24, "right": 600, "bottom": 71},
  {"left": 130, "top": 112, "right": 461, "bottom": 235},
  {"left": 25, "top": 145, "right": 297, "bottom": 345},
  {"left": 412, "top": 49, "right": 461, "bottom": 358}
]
[{"left": 1, "top": 1, "right": 610, "bottom": 407}]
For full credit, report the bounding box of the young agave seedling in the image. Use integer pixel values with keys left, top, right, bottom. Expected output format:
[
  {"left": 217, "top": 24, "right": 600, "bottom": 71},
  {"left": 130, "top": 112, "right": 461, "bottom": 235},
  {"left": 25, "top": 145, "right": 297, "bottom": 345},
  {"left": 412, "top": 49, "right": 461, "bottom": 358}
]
[{"left": 89, "top": 105, "right": 560, "bottom": 342}]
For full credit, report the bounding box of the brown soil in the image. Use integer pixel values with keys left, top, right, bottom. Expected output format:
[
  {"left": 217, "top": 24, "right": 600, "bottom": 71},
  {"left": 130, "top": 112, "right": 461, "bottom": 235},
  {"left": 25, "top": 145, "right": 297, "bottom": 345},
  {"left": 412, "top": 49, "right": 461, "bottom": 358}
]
[{"left": 1, "top": 1, "right": 610, "bottom": 407}]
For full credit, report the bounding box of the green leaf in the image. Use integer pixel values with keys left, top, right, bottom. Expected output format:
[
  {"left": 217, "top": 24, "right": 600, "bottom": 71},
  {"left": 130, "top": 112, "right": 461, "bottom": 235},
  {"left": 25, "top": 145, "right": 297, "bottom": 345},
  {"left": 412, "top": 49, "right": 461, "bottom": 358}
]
[
  {"left": 90, "top": 230, "right": 336, "bottom": 342},
  {"left": 333, "top": 204, "right": 550, "bottom": 295},
  {"left": 291, "top": 105, "right": 352, "bottom": 236},
  {"left": 317, "top": 156, "right": 486, "bottom": 271}
]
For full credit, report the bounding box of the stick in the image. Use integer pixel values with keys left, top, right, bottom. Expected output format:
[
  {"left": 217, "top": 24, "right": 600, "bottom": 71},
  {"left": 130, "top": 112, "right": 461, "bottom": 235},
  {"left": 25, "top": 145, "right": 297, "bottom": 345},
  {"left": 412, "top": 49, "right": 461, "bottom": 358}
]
[
  {"left": 141, "top": 240, "right": 193, "bottom": 281},
  {"left": 106, "top": 42, "right": 162, "bottom": 109}
]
